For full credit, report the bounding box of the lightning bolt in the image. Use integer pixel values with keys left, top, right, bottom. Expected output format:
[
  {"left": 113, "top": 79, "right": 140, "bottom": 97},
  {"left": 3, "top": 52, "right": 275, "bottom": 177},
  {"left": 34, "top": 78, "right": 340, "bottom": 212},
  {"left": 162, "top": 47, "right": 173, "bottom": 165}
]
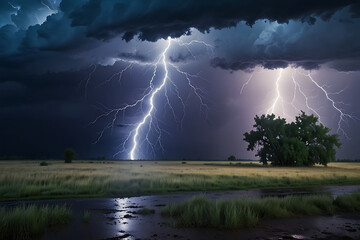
[
  {"left": 129, "top": 38, "right": 172, "bottom": 160},
  {"left": 303, "top": 72, "right": 355, "bottom": 139},
  {"left": 83, "top": 64, "right": 97, "bottom": 99},
  {"left": 175, "top": 39, "right": 215, "bottom": 59},
  {"left": 291, "top": 72, "right": 323, "bottom": 124},
  {"left": 240, "top": 73, "right": 253, "bottom": 95},
  {"left": 8, "top": 2, "right": 20, "bottom": 10},
  {"left": 266, "top": 69, "right": 291, "bottom": 120},
  {"left": 256, "top": 67, "right": 355, "bottom": 139},
  {"left": 88, "top": 37, "right": 211, "bottom": 160},
  {"left": 40, "top": 1, "right": 52, "bottom": 11},
  {"left": 95, "top": 63, "right": 133, "bottom": 88},
  {"left": 266, "top": 69, "right": 283, "bottom": 114}
]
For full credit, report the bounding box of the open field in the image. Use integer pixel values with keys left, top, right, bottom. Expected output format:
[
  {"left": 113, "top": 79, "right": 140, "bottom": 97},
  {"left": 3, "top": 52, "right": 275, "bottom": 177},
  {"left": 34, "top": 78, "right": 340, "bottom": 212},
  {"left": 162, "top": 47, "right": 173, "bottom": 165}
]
[
  {"left": 1, "top": 161, "right": 360, "bottom": 201},
  {"left": 161, "top": 191, "right": 360, "bottom": 229}
]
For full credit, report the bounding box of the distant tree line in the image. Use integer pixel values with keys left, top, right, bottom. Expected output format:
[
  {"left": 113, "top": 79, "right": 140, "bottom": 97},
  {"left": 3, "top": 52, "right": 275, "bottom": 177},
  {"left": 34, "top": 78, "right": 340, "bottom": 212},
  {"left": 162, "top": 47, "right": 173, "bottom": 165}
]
[{"left": 244, "top": 112, "right": 341, "bottom": 166}]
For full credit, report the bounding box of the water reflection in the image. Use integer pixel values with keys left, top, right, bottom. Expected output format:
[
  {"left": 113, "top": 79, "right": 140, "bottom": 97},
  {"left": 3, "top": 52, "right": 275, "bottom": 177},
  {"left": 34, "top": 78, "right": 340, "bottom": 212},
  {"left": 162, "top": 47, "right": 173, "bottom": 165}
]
[{"left": 113, "top": 197, "right": 137, "bottom": 234}]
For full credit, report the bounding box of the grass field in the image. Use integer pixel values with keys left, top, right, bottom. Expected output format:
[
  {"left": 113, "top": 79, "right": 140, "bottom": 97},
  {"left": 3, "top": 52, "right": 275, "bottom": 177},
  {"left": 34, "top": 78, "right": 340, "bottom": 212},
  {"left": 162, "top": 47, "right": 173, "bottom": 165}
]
[
  {"left": 161, "top": 191, "right": 360, "bottom": 228},
  {"left": 0, "top": 161, "right": 360, "bottom": 201},
  {"left": 0, "top": 204, "right": 72, "bottom": 239}
]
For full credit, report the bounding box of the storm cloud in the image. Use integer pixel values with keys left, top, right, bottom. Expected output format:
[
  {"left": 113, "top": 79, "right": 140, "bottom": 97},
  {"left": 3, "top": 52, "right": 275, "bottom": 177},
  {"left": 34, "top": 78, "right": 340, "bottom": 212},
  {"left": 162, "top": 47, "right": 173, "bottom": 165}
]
[
  {"left": 209, "top": 12, "right": 360, "bottom": 71},
  {"left": 1, "top": 0, "right": 360, "bottom": 72},
  {"left": 69, "top": 0, "right": 358, "bottom": 41}
]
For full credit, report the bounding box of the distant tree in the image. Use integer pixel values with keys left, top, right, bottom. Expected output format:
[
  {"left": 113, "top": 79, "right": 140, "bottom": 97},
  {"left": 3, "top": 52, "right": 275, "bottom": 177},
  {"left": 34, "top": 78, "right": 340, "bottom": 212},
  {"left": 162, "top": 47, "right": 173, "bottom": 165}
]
[
  {"left": 244, "top": 112, "right": 341, "bottom": 166},
  {"left": 228, "top": 155, "right": 236, "bottom": 161},
  {"left": 64, "top": 148, "right": 76, "bottom": 163}
]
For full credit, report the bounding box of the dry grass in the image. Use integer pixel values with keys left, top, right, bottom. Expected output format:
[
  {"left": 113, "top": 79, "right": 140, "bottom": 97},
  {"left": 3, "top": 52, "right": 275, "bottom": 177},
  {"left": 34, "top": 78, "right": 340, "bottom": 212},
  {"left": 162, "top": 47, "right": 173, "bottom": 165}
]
[{"left": 0, "top": 161, "right": 359, "bottom": 201}]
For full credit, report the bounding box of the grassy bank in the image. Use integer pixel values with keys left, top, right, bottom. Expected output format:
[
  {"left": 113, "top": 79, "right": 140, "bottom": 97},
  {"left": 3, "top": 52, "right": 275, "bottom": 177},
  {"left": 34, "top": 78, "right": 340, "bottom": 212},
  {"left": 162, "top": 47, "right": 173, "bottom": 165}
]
[
  {"left": 1, "top": 161, "right": 360, "bottom": 201},
  {"left": 161, "top": 191, "right": 360, "bottom": 228},
  {"left": 0, "top": 204, "right": 72, "bottom": 239}
]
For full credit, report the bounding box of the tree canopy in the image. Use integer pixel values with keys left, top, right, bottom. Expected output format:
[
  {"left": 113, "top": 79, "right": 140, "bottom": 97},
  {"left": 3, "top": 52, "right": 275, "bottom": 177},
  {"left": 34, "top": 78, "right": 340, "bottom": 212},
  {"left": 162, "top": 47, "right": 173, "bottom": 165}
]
[{"left": 243, "top": 112, "right": 341, "bottom": 166}]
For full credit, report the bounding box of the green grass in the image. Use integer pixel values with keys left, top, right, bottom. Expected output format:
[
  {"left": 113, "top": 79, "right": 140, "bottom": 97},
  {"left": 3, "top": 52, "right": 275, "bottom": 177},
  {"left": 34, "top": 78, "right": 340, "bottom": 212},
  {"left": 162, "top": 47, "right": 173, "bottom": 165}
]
[
  {"left": 162, "top": 192, "right": 360, "bottom": 229},
  {"left": 82, "top": 210, "right": 90, "bottom": 223},
  {"left": 334, "top": 191, "right": 360, "bottom": 211},
  {"left": 136, "top": 207, "right": 155, "bottom": 215},
  {"left": 1, "top": 161, "right": 360, "bottom": 201},
  {"left": 0, "top": 204, "right": 72, "bottom": 240}
]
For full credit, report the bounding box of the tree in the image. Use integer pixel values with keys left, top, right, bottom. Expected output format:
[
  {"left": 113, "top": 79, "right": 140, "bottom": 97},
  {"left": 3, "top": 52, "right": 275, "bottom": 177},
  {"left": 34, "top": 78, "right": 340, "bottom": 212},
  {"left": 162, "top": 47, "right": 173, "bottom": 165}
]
[
  {"left": 279, "top": 137, "right": 308, "bottom": 166},
  {"left": 228, "top": 155, "right": 236, "bottom": 161},
  {"left": 64, "top": 148, "right": 76, "bottom": 163},
  {"left": 244, "top": 114, "right": 286, "bottom": 165},
  {"left": 243, "top": 112, "right": 340, "bottom": 166}
]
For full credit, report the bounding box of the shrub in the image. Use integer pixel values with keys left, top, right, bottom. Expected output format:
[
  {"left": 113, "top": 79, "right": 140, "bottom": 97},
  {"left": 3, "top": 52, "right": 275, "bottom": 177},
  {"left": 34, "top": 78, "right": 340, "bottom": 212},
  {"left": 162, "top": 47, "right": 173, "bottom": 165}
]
[{"left": 39, "top": 161, "right": 48, "bottom": 166}]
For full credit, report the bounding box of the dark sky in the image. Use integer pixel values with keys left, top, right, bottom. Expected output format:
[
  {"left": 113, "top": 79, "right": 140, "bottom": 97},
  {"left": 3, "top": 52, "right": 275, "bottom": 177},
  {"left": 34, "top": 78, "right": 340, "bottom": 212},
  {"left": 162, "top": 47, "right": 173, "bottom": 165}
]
[{"left": 1, "top": 0, "right": 360, "bottom": 160}]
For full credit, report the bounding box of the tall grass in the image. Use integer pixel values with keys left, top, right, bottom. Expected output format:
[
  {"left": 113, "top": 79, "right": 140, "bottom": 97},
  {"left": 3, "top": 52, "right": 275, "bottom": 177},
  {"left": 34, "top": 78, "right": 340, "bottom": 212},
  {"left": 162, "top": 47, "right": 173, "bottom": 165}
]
[
  {"left": 0, "top": 204, "right": 72, "bottom": 239},
  {"left": 161, "top": 194, "right": 342, "bottom": 228},
  {"left": 1, "top": 161, "right": 360, "bottom": 201},
  {"left": 334, "top": 191, "right": 360, "bottom": 211}
]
